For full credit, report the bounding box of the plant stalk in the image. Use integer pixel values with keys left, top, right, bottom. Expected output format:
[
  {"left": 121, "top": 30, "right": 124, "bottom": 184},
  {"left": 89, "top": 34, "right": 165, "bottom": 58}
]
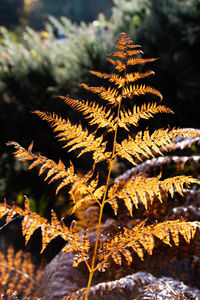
[{"left": 84, "top": 98, "right": 122, "bottom": 300}]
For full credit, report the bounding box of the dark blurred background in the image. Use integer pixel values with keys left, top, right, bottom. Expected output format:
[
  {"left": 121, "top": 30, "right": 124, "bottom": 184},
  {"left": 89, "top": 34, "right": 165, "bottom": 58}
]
[{"left": 0, "top": 0, "right": 200, "bottom": 218}]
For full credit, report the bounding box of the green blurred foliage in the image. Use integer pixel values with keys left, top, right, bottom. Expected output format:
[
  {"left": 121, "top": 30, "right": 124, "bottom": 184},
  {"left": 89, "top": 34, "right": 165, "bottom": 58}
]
[
  {"left": 0, "top": 0, "right": 200, "bottom": 217},
  {"left": 0, "top": 0, "right": 113, "bottom": 30}
]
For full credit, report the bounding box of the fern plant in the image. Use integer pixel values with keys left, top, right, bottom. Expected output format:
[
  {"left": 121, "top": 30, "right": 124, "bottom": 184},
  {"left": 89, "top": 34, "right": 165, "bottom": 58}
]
[
  {"left": 2, "top": 33, "right": 200, "bottom": 299},
  {"left": 0, "top": 245, "right": 43, "bottom": 297}
]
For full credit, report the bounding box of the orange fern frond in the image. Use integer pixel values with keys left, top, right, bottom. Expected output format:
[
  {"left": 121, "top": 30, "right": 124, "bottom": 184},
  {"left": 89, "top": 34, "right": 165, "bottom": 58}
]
[
  {"left": 105, "top": 56, "right": 126, "bottom": 72},
  {"left": 115, "top": 142, "right": 138, "bottom": 165},
  {"left": 127, "top": 57, "right": 158, "bottom": 67},
  {"left": 6, "top": 141, "right": 77, "bottom": 194},
  {"left": 0, "top": 245, "right": 42, "bottom": 297},
  {"left": 63, "top": 230, "right": 90, "bottom": 267},
  {"left": 110, "top": 51, "right": 127, "bottom": 59},
  {"left": 33, "top": 111, "right": 111, "bottom": 165},
  {"left": 117, "top": 128, "right": 200, "bottom": 164},
  {"left": 125, "top": 70, "right": 155, "bottom": 83},
  {"left": 110, "top": 49, "right": 143, "bottom": 59},
  {"left": 89, "top": 71, "right": 125, "bottom": 88},
  {"left": 0, "top": 198, "right": 89, "bottom": 257},
  {"left": 98, "top": 220, "right": 200, "bottom": 265},
  {"left": 70, "top": 174, "right": 105, "bottom": 213},
  {"left": 122, "top": 84, "right": 163, "bottom": 100},
  {"left": 90, "top": 70, "right": 155, "bottom": 88},
  {"left": 119, "top": 102, "right": 174, "bottom": 128},
  {"left": 71, "top": 185, "right": 105, "bottom": 213},
  {"left": 81, "top": 83, "right": 122, "bottom": 105},
  {"left": 107, "top": 174, "right": 199, "bottom": 215},
  {"left": 58, "top": 96, "right": 115, "bottom": 131}
]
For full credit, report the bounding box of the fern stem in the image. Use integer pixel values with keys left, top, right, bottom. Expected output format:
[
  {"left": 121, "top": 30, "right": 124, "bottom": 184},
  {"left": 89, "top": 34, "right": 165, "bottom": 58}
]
[{"left": 84, "top": 99, "right": 122, "bottom": 300}]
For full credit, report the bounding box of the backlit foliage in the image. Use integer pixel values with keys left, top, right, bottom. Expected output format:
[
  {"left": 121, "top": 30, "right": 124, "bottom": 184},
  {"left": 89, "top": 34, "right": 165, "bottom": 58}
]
[
  {"left": 0, "top": 245, "right": 42, "bottom": 297},
  {"left": 3, "top": 33, "right": 200, "bottom": 299}
]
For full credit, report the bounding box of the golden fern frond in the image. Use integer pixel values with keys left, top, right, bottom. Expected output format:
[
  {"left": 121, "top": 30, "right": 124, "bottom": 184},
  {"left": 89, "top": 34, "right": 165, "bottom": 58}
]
[
  {"left": 6, "top": 141, "right": 77, "bottom": 195},
  {"left": 33, "top": 111, "right": 111, "bottom": 165},
  {"left": 34, "top": 110, "right": 91, "bottom": 148},
  {"left": 126, "top": 49, "right": 144, "bottom": 56},
  {"left": 0, "top": 198, "right": 89, "bottom": 258},
  {"left": 119, "top": 102, "right": 174, "bottom": 128},
  {"left": 105, "top": 33, "right": 152, "bottom": 73},
  {"left": 107, "top": 174, "right": 199, "bottom": 215},
  {"left": 116, "top": 128, "right": 200, "bottom": 164},
  {"left": 58, "top": 96, "right": 115, "bottom": 131},
  {"left": 71, "top": 186, "right": 105, "bottom": 214},
  {"left": 98, "top": 220, "right": 200, "bottom": 266},
  {"left": 60, "top": 221, "right": 91, "bottom": 268},
  {"left": 115, "top": 142, "right": 138, "bottom": 165},
  {"left": 125, "top": 70, "right": 155, "bottom": 83},
  {"left": 116, "top": 32, "right": 136, "bottom": 48},
  {"left": 90, "top": 71, "right": 155, "bottom": 88},
  {"left": 105, "top": 56, "right": 126, "bottom": 72},
  {"left": 89, "top": 71, "right": 125, "bottom": 88},
  {"left": 0, "top": 245, "right": 42, "bottom": 297},
  {"left": 110, "top": 49, "right": 143, "bottom": 59},
  {"left": 0, "top": 198, "right": 66, "bottom": 252},
  {"left": 81, "top": 83, "right": 122, "bottom": 105},
  {"left": 122, "top": 84, "right": 163, "bottom": 100},
  {"left": 70, "top": 173, "right": 105, "bottom": 213},
  {"left": 69, "top": 231, "right": 90, "bottom": 267},
  {"left": 127, "top": 57, "right": 157, "bottom": 67}
]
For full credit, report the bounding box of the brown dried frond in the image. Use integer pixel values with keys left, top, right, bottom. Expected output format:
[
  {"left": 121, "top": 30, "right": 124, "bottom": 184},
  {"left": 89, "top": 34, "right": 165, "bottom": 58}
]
[
  {"left": 58, "top": 96, "right": 115, "bottom": 131},
  {"left": 65, "top": 271, "right": 200, "bottom": 300},
  {"left": 107, "top": 174, "right": 199, "bottom": 215},
  {"left": 119, "top": 102, "right": 174, "bottom": 129},
  {"left": 116, "top": 155, "right": 200, "bottom": 179},
  {"left": 6, "top": 141, "right": 77, "bottom": 195},
  {"left": 167, "top": 132, "right": 200, "bottom": 152},
  {"left": 99, "top": 220, "right": 200, "bottom": 265},
  {"left": 0, "top": 245, "right": 42, "bottom": 297}
]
